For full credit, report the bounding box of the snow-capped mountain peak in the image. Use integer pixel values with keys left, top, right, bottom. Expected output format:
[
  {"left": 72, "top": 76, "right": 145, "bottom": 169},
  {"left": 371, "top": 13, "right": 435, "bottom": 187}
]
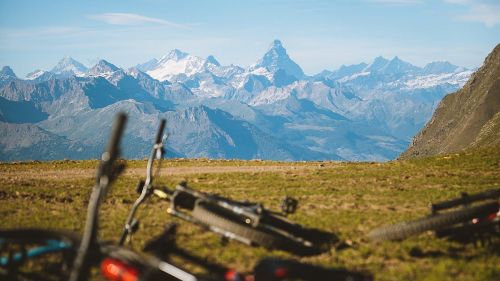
[
  {"left": 89, "top": 60, "right": 120, "bottom": 74},
  {"left": 160, "top": 49, "right": 189, "bottom": 62},
  {"left": 1, "top": 66, "right": 17, "bottom": 78},
  {"left": 205, "top": 55, "right": 220, "bottom": 67},
  {"left": 147, "top": 50, "right": 206, "bottom": 81},
  {"left": 51, "top": 56, "right": 88, "bottom": 77},
  {"left": 251, "top": 39, "right": 305, "bottom": 79}
]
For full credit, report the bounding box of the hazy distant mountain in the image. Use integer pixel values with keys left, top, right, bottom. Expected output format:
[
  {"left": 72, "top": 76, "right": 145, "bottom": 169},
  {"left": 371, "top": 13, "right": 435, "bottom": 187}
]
[
  {"left": 0, "top": 66, "right": 18, "bottom": 87},
  {"left": 88, "top": 59, "right": 120, "bottom": 77},
  {"left": 249, "top": 39, "right": 305, "bottom": 80},
  {"left": 422, "top": 61, "right": 462, "bottom": 75},
  {"left": 0, "top": 40, "right": 475, "bottom": 161},
  {"left": 51, "top": 57, "right": 88, "bottom": 77},
  {"left": 401, "top": 44, "right": 500, "bottom": 159}
]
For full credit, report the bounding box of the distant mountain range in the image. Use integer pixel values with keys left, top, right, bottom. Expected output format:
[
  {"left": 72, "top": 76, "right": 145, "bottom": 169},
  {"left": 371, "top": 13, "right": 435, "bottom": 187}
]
[
  {"left": 401, "top": 44, "right": 500, "bottom": 159},
  {"left": 0, "top": 40, "right": 474, "bottom": 161}
]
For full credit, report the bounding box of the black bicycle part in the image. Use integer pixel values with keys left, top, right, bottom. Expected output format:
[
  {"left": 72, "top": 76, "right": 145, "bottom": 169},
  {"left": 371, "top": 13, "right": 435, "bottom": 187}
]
[
  {"left": 281, "top": 196, "right": 298, "bottom": 216},
  {"left": 120, "top": 119, "right": 166, "bottom": 246},
  {"left": 369, "top": 201, "right": 499, "bottom": 242},
  {"left": 430, "top": 188, "right": 500, "bottom": 214},
  {"left": 175, "top": 185, "right": 337, "bottom": 256},
  {"left": 69, "top": 113, "right": 127, "bottom": 281},
  {"left": 0, "top": 229, "right": 80, "bottom": 281},
  {"left": 143, "top": 223, "right": 238, "bottom": 280}
]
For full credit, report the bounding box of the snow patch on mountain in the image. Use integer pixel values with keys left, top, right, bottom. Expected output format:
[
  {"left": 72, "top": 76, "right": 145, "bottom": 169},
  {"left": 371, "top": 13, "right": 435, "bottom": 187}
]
[
  {"left": 26, "top": 69, "right": 50, "bottom": 80},
  {"left": 404, "top": 70, "right": 473, "bottom": 89}
]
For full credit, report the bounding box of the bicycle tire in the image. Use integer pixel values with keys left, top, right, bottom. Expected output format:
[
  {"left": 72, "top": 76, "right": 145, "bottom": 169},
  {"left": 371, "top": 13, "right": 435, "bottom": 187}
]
[
  {"left": 368, "top": 202, "right": 499, "bottom": 242},
  {"left": 0, "top": 228, "right": 80, "bottom": 244},
  {"left": 0, "top": 228, "right": 81, "bottom": 281},
  {"left": 192, "top": 201, "right": 284, "bottom": 248}
]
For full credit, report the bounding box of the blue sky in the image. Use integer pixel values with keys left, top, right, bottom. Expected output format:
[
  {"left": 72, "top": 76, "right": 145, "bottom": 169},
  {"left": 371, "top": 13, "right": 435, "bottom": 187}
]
[{"left": 1, "top": 0, "right": 499, "bottom": 76}]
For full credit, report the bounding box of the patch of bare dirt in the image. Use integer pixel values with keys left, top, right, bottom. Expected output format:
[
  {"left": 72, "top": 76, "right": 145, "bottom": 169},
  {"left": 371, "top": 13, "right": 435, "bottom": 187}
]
[{"left": 0, "top": 165, "right": 325, "bottom": 180}]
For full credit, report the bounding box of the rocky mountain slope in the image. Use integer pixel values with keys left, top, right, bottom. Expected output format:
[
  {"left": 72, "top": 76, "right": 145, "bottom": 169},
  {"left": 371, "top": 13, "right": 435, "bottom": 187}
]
[{"left": 401, "top": 44, "right": 500, "bottom": 159}]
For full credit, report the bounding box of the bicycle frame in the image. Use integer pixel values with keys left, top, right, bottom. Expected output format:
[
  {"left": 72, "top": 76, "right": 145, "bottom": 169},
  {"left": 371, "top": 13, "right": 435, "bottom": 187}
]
[{"left": 119, "top": 119, "right": 166, "bottom": 246}]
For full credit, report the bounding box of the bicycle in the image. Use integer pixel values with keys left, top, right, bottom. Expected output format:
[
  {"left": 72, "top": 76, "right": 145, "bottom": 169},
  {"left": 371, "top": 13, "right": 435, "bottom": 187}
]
[
  {"left": 119, "top": 120, "right": 336, "bottom": 257},
  {"left": 115, "top": 119, "right": 370, "bottom": 280},
  {"left": 0, "top": 114, "right": 186, "bottom": 281},
  {"left": 368, "top": 188, "right": 500, "bottom": 243}
]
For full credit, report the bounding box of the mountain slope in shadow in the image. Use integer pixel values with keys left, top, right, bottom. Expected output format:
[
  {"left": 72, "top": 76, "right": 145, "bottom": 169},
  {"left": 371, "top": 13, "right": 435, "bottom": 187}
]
[{"left": 400, "top": 44, "right": 500, "bottom": 159}]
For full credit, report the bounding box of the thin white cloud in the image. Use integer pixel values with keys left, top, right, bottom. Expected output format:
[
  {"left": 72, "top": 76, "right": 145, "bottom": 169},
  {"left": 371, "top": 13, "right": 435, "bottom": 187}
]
[
  {"left": 87, "top": 13, "right": 189, "bottom": 28},
  {"left": 444, "top": 0, "right": 500, "bottom": 27}
]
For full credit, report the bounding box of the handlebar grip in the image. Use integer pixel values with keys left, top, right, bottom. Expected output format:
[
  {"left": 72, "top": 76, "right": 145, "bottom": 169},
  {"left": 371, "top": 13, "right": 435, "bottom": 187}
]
[
  {"left": 105, "top": 113, "right": 127, "bottom": 162},
  {"left": 155, "top": 119, "right": 166, "bottom": 145}
]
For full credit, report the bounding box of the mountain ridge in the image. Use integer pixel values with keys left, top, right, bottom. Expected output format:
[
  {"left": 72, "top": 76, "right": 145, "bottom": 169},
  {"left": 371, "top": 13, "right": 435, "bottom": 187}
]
[
  {"left": 400, "top": 44, "right": 500, "bottom": 159},
  {"left": 0, "top": 40, "right": 477, "bottom": 161}
]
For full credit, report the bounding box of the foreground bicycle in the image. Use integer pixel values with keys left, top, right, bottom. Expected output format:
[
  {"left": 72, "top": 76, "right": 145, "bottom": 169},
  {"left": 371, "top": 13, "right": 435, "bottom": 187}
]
[
  {"left": 117, "top": 120, "right": 369, "bottom": 280},
  {"left": 369, "top": 188, "right": 500, "bottom": 243},
  {"left": 1, "top": 115, "right": 371, "bottom": 281},
  {"left": 120, "top": 120, "right": 336, "bottom": 257},
  {"left": 0, "top": 114, "right": 180, "bottom": 281}
]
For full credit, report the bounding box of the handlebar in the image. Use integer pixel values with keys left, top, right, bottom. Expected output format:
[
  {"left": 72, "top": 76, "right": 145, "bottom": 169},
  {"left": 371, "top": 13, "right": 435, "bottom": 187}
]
[
  {"left": 155, "top": 119, "right": 166, "bottom": 145},
  {"left": 104, "top": 113, "right": 127, "bottom": 164},
  {"left": 70, "top": 113, "right": 128, "bottom": 281}
]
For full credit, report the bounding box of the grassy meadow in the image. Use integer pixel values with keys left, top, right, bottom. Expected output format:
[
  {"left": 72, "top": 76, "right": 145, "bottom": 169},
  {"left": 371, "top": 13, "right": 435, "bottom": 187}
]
[{"left": 1, "top": 147, "right": 499, "bottom": 280}]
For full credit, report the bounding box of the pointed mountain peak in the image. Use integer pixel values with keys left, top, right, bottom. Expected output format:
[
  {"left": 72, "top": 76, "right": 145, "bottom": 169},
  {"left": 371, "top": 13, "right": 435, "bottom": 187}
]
[
  {"left": 51, "top": 56, "right": 88, "bottom": 76},
  {"left": 1, "top": 66, "right": 17, "bottom": 78},
  {"left": 205, "top": 55, "right": 220, "bottom": 67},
  {"left": 374, "top": 56, "right": 389, "bottom": 63},
  {"left": 265, "top": 39, "right": 287, "bottom": 56},
  {"left": 88, "top": 59, "right": 120, "bottom": 76},
  {"left": 380, "top": 56, "right": 419, "bottom": 74},
  {"left": 161, "top": 49, "right": 189, "bottom": 61},
  {"left": 254, "top": 39, "right": 304, "bottom": 79},
  {"left": 390, "top": 56, "right": 401, "bottom": 62},
  {"left": 95, "top": 59, "right": 119, "bottom": 71},
  {"left": 364, "top": 56, "right": 389, "bottom": 72},
  {"left": 270, "top": 39, "right": 283, "bottom": 49}
]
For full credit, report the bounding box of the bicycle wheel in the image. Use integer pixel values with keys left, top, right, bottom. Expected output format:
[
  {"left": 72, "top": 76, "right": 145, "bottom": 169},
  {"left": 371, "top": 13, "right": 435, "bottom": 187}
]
[
  {"left": 0, "top": 228, "right": 80, "bottom": 281},
  {"left": 191, "top": 201, "right": 334, "bottom": 255},
  {"left": 192, "top": 201, "right": 284, "bottom": 248},
  {"left": 368, "top": 202, "right": 499, "bottom": 242}
]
